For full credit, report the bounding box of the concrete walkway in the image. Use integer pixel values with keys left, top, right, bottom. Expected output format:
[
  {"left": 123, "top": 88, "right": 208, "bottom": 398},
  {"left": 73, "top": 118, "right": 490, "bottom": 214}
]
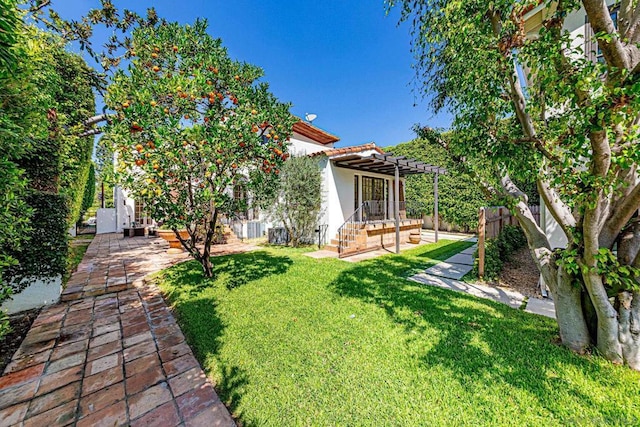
[
  {"left": 0, "top": 233, "right": 254, "bottom": 427},
  {"left": 408, "top": 240, "right": 556, "bottom": 318}
]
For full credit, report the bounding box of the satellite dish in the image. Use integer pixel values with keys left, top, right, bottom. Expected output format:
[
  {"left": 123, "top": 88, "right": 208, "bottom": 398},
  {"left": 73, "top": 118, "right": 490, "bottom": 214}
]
[{"left": 305, "top": 113, "right": 317, "bottom": 124}]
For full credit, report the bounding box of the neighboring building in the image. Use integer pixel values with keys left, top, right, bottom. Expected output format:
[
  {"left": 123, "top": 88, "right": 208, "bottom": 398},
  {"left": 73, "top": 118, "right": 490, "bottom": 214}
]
[
  {"left": 523, "top": 1, "right": 617, "bottom": 250},
  {"left": 99, "top": 119, "right": 440, "bottom": 256}
]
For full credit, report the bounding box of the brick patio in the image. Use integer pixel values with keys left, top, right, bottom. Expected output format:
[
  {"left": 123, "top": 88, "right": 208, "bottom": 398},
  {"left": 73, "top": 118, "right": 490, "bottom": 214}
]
[{"left": 0, "top": 233, "right": 255, "bottom": 426}]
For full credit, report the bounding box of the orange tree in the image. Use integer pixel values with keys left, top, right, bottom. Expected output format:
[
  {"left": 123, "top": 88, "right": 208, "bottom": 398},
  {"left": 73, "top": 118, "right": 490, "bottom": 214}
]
[{"left": 105, "top": 20, "right": 294, "bottom": 277}]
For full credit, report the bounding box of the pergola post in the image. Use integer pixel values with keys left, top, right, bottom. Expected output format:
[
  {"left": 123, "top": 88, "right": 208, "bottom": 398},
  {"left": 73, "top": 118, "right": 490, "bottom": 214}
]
[
  {"left": 434, "top": 173, "right": 439, "bottom": 243},
  {"left": 395, "top": 164, "right": 400, "bottom": 254}
]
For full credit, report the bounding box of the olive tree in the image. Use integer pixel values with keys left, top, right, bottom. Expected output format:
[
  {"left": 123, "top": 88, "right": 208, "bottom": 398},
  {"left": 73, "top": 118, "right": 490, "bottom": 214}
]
[
  {"left": 271, "top": 155, "right": 323, "bottom": 247},
  {"left": 389, "top": 0, "right": 640, "bottom": 369}
]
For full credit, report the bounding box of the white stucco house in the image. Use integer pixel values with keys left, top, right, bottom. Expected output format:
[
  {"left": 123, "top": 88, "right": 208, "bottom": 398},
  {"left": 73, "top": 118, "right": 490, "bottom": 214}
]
[
  {"left": 100, "top": 119, "right": 443, "bottom": 257},
  {"left": 523, "top": 1, "right": 617, "bottom": 250}
]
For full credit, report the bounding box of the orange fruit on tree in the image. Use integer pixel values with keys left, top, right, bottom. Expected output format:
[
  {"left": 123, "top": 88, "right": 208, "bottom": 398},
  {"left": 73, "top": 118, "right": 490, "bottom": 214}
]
[{"left": 152, "top": 66, "right": 160, "bottom": 72}]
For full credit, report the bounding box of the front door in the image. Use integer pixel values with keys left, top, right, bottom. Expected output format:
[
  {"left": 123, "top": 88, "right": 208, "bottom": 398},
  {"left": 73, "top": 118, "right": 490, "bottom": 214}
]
[{"left": 362, "top": 176, "right": 386, "bottom": 220}]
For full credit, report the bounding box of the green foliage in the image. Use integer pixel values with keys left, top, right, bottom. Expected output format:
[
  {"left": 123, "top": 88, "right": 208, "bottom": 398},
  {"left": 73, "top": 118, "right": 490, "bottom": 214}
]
[
  {"left": 391, "top": 137, "right": 491, "bottom": 229},
  {"left": 80, "top": 163, "right": 96, "bottom": 219},
  {"left": 497, "top": 224, "right": 528, "bottom": 259},
  {"left": 474, "top": 225, "right": 527, "bottom": 280},
  {"left": 53, "top": 47, "right": 96, "bottom": 226},
  {"left": 0, "top": 311, "right": 10, "bottom": 342},
  {"left": 593, "top": 248, "right": 640, "bottom": 295},
  {"left": 1, "top": 27, "right": 95, "bottom": 292},
  {"left": 104, "top": 19, "right": 295, "bottom": 276},
  {"left": 473, "top": 239, "right": 503, "bottom": 280},
  {"left": 271, "top": 155, "right": 323, "bottom": 247},
  {"left": 4, "top": 193, "right": 69, "bottom": 296},
  {"left": 0, "top": 0, "right": 21, "bottom": 76}
]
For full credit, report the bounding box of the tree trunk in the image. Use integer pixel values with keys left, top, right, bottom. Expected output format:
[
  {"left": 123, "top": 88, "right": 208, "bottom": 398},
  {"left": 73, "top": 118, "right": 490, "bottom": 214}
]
[
  {"left": 583, "top": 270, "right": 623, "bottom": 364},
  {"left": 617, "top": 291, "right": 640, "bottom": 370},
  {"left": 547, "top": 266, "right": 592, "bottom": 354},
  {"left": 200, "top": 252, "right": 213, "bottom": 277},
  {"left": 512, "top": 200, "right": 591, "bottom": 353}
]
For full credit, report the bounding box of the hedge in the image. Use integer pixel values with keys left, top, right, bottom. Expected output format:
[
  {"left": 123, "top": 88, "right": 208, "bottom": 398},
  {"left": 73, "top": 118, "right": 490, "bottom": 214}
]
[{"left": 3, "top": 192, "right": 69, "bottom": 296}]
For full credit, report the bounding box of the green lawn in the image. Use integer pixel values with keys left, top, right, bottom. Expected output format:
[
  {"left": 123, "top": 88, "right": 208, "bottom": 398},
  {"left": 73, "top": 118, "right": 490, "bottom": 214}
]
[
  {"left": 63, "top": 235, "right": 93, "bottom": 285},
  {"left": 152, "top": 240, "right": 640, "bottom": 426}
]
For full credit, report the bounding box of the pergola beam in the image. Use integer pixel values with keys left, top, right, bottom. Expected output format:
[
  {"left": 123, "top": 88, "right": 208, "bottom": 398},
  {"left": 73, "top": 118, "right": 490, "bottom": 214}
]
[{"left": 331, "top": 151, "right": 447, "bottom": 248}]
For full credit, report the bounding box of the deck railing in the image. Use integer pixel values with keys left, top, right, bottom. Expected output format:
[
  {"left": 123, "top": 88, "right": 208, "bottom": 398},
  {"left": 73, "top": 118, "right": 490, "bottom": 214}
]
[{"left": 337, "top": 200, "right": 425, "bottom": 254}]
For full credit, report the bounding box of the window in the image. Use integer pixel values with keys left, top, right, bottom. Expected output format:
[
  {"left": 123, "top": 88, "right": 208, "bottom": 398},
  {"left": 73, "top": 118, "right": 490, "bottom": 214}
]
[
  {"left": 585, "top": 6, "right": 619, "bottom": 64},
  {"left": 233, "top": 182, "right": 249, "bottom": 220},
  {"left": 134, "top": 200, "right": 148, "bottom": 225},
  {"left": 362, "top": 176, "right": 386, "bottom": 220}
]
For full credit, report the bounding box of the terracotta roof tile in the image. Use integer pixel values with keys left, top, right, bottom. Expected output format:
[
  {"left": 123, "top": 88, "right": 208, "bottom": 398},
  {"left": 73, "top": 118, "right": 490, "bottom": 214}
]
[
  {"left": 293, "top": 121, "right": 340, "bottom": 144},
  {"left": 309, "top": 142, "right": 385, "bottom": 158}
]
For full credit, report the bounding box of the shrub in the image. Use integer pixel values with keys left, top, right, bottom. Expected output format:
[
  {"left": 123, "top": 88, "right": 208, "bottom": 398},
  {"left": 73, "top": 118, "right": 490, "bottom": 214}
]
[
  {"left": 270, "top": 156, "right": 323, "bottom": 247},
  {"left": 473, "top": 225, "right": 527, "bottom": 280}
]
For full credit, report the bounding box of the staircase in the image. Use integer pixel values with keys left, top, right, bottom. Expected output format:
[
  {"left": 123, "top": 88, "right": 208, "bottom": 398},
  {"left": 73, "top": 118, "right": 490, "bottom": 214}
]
[
  {"left": 212, "top": 223, "right": 241, "bottom": 245},
  {"left": 324, "top": 223, "right": 380, "bottom": 257},
  {"left": 324, "top": 202, "right": 382, "bottom": 257},
  {"left": 222, "top": 225, "right": 241, "bottom": 244}
]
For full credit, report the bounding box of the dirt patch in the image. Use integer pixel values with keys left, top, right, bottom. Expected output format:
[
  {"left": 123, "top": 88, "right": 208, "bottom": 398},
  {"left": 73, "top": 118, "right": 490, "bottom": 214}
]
[
  {"left": 0, "top": 308, "right": 40, "bottom": 373},
  {"left": 488, "top": 247, "right": 542, "bottom": 298}
]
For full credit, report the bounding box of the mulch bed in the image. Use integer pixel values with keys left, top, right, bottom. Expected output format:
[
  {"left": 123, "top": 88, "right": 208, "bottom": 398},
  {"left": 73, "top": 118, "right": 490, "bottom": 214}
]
[
  {"left": 487, "top": 246, "right": 542, "bottom": 298},
  {"left": 0, "top": 308, "right": 40, "bottom": 373}
]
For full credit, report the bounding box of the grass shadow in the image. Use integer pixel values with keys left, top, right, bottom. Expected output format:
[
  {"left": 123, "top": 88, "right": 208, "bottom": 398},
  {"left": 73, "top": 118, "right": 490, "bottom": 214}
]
[
  {"left": 329, "top": 240, "right": 639, "bottom": 423},
  {"left": 154, "top": 250, "right": 295, "bottom": 423},
  {"left": 160, "top": 250, "right": 294, "bottom": 295}
]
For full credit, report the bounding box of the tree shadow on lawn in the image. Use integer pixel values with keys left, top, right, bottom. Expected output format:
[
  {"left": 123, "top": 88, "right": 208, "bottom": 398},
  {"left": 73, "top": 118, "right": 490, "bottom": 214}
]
[
  {"left": 158, "top": 250, "right": 294, "bottom": 425},
  {"left": 330, "top": 242, "right": 636, "bottom": 423},
  {"left": 163, "top": 250, "right": 294, "bottom": 295}
]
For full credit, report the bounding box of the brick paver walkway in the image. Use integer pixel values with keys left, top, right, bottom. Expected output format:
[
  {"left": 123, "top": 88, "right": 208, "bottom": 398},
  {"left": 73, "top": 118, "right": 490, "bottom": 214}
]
[{"left": 0, "top": 233, "right": 255, "bottom": 426}]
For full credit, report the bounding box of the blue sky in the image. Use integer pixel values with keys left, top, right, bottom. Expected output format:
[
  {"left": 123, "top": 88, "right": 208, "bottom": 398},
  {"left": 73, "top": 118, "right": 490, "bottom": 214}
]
[{"left": 53, "top": 0, "right": 451, "bottom": 148}]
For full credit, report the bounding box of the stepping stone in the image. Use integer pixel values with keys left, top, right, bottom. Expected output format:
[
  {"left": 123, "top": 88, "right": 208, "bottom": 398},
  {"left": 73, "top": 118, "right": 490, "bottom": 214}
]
[
  {"left": 460, "top": 246, "right": 477, "bottom": 255},
  {"left": 445, "top": 252, "right": 474, "bottom": 266},
  {"left": 409, "top": 273, "right": 525, "bottom": 309},
  {"left": 525, "top": 297, "right": 556, "bottom": 319},
  {"left": 423, "top": 261, "right": 473, "bottom": 280}
]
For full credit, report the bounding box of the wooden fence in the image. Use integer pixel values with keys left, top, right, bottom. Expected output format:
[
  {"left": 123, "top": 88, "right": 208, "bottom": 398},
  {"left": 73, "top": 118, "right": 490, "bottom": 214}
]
[{"left": 477, "top": 205, "right": 540, "bottom": 278}]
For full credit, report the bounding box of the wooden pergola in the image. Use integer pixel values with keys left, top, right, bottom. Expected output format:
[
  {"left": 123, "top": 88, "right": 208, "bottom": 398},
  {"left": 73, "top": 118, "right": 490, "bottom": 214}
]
[{"left": 333, "top": 152, "right": 447, "bottom": 254}]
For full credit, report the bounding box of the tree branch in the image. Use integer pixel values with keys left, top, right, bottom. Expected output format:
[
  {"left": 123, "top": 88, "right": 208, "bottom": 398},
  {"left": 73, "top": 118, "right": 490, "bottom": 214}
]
[
  {"left": 601, "top": 181, "right": 640, "bottom": 248},
  {"left": 28, "top": 0, "right": 51, "bottom": 13},
  {"left": 537, "top": 175, "right": 576, "bottom": 244},
  {"left": 583, "top": 0, "right": 633, "bottom": 70}
]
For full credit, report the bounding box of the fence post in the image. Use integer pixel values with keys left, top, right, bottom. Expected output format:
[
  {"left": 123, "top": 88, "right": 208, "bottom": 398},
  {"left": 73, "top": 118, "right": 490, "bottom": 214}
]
[{"left": 478, "top": 207, "right": 486, "bottom": 279}]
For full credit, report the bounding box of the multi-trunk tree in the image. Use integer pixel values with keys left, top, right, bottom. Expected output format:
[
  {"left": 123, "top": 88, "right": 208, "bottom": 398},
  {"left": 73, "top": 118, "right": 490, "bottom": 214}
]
[
  {"left": 105, "top": 20, "right": 295, "bottom": 277},
  {"left": 389, "top": 0, "right": 640, "bottom": 369}
]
